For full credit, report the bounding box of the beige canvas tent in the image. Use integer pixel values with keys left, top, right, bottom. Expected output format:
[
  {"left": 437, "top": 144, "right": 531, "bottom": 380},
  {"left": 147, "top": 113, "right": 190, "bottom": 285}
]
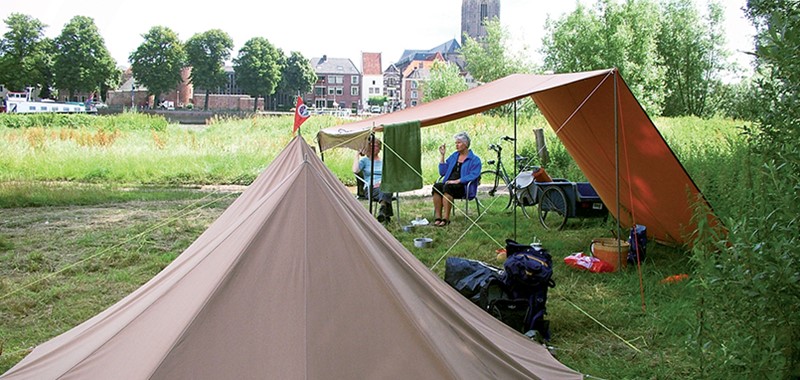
[
  {"left": 1, "top": 137, "right": 582, "bottom": 379},
  {"left": 318, "top": 69, "right": 718, "bottom": 246}
]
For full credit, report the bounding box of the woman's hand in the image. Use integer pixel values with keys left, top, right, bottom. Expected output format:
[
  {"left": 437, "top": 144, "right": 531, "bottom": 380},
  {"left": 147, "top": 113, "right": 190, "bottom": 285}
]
[{"left": 438, "top": 143, "right": 446, "bottom": 156}]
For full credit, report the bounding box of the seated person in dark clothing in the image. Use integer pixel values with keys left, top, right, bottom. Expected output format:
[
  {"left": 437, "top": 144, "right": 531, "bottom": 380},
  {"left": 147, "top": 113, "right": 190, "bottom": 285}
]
[
  {"left": 353, "top": 137, "right": 394, "bottom": 223},
  {"left": 432, "top": 131, "right": 482, "bottom": 226}
]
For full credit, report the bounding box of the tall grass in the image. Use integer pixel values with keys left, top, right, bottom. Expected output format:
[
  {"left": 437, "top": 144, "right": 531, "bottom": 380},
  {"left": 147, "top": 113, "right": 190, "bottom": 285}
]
[{"left": 0, "top": 111, "right": 607, "bottom": 187}]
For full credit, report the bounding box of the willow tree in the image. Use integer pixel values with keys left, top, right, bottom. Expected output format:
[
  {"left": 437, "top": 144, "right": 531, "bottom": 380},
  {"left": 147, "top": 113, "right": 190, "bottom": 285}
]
[
  {"left": 657, "top": 0, "right": 729, "bottom": 117},
  {"left": 542, "top": 0, "right": 665, "bottom": 115}
]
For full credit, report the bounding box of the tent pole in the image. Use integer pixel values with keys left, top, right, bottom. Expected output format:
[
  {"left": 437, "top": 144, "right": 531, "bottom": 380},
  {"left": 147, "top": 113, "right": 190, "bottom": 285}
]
[
  {"left": 369, "top": 132, "right": 375, "bottom": 215},
  {"left": 614, "top": 69, "right": 622, "bottom": 269},
  {"left": 513, "top": 100, "right": 518, "bottom": 241}
]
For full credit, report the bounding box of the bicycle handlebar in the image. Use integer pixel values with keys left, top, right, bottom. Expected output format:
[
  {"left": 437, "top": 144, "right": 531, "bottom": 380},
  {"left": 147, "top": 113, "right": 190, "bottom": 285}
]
[{"left": 489, "top": 136, "right": 515, "bottom": 151}]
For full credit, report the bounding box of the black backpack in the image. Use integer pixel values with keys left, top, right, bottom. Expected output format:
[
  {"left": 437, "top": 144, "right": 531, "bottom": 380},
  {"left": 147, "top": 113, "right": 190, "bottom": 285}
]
[
  {"left": 444, "top": 257, "right": 506, "bottom": 309},
  {"left": 500, "top": 239, "right": 556, "bottom": 340}
]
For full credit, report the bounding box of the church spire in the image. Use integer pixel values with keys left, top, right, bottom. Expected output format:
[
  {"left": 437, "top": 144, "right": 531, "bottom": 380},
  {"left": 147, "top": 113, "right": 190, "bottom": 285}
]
[{"left": 461, "top": 0, "right": 501, "bottom": 45}]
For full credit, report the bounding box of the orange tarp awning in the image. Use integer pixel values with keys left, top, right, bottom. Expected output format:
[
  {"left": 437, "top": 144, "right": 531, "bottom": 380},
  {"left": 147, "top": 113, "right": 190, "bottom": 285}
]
[{"left": 317, "top": 69, "right": 714, "bottom": 245}]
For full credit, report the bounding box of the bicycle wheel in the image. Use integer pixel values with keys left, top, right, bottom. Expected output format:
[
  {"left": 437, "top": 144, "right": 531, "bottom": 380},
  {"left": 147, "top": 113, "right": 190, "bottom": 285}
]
[
  {"left": 515, "top": 197, "right": 532, "bottom": 218},
  {"left": 480, "top": 169, "right": 512, "bottom": 208},
  {"left": 538, "top": 186, "right": 568, "bottom": 230}
]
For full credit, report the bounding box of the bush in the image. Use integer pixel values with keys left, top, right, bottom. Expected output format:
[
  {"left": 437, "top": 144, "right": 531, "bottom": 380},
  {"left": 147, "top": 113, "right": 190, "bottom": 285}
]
[{"left": 689, "top": 2, "right": 800, "bottom": 377}]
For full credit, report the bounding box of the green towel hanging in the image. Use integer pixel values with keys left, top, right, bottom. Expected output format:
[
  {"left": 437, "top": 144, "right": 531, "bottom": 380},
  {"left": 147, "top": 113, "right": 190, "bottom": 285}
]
[{"left": 381, "top": 121, "right": 422, "bottom": 193}]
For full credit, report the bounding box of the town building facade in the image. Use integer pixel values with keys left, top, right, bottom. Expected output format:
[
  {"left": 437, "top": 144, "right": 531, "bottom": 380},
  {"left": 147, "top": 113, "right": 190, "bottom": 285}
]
[
  {"left": 361, "top": 52, "right": 384, "bottom": 112},
  {"left": 307, "top": 55, "right": 362, "bottom": 112}
]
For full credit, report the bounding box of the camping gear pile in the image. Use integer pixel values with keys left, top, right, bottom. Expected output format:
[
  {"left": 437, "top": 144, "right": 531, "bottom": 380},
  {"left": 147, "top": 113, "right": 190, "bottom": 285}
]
[
  {"left": 445, "top": 239, "right": 555, "bottom": 341},
  {"left": 563, "top": 225, "right": 649, "bottom": 273}
]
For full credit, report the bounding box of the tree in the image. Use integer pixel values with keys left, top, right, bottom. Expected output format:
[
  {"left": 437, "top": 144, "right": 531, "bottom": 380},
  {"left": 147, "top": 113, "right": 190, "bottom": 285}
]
[
  {"left": 34, "top": 37, "right": 56, "bottom": 99},
  {"left": 53, "top": 16, "right": 117, "bottom": 100},
  {"left": 129, "top": 26, "right": 186, "bottom": 105},
  {"left": 233, "top": 37, "right": 282, "bottom": 112},
  {"left": 461, "top": 18, "right": 534, "bottom": 116},
  {"left": 0, "top": 13, "right": 51, "bottom": 93},
  {"left": 277, "top": 51, "right": 316, "bottom": 100},
  {"left": 423, "top": 60, "right": 467, "bottom": 102},
  {"left": 542, "top": 0, "right": 666, "bottom": 115},
  {"left": 185, "top": 29, "right": 233, "bottom": 111},
  {"left": 460, "top": 18, "right": 531, "bottom": 84},
  {"left": 657, "top": 0, "right": 729, "bottom": 117},
  {"left": 745, "top": 0, "right": 800, "bottom": 154},
  {"left": 368, "top": 96, "right": 387, "bottom": 106}
]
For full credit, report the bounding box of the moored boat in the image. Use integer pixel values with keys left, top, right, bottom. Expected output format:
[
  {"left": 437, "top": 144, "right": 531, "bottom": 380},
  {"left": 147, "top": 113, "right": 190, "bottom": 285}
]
[{"left": 2, "top": 89, "right": 93, "bottom": 114}]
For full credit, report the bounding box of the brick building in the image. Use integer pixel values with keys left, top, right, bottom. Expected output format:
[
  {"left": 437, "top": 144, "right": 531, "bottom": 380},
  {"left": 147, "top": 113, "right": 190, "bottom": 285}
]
[{"left": 306, "top": 55, "right": 362, "bottom": 112}]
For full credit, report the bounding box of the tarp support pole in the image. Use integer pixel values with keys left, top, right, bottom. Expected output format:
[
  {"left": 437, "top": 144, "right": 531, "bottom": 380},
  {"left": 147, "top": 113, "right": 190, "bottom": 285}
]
[
  {"left": 513, "top": 100, "right": 518, "bottom": 241},
  {"left": 614, "top": 69, "right": 622, "bottom": 269},
  {"left": 368, "top": 132, "right": 376, "bottom": 214}
]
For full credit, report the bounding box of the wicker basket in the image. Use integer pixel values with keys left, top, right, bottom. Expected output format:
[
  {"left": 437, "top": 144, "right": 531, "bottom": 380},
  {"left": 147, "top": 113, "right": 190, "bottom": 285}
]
[{"left": 591, "top": 238, "right": 629, "bottom": 272}]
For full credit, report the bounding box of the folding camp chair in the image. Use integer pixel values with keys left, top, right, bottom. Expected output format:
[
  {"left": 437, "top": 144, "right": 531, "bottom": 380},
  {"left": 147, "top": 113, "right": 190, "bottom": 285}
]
[
  {"left": 357, "top": 171, "right": 400, "bottom": 222},
  {"left": 436, "top": 176, "right": 482, "bottom": 218}
]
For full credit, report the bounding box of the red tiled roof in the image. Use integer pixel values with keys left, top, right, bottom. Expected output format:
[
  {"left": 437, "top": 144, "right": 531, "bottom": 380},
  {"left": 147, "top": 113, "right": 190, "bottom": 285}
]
[{"left": 362, "top": 52, "right": 382, "bottom": 75}]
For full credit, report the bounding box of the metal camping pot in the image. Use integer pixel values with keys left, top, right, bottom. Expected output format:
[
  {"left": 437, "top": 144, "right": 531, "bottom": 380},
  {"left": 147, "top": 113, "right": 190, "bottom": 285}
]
[{"left": 414, "top": 237, "right": 433, "bottom": 248}]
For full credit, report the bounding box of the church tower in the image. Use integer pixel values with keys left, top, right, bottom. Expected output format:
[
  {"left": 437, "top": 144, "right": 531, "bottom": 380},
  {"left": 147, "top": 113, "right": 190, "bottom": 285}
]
[{"left": 461, "top": 0, "right": 500, "bottom": 45}]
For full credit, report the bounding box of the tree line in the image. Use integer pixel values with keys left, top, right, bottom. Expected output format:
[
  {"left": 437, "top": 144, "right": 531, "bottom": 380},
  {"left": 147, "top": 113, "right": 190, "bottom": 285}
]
[
  {"left": 0, "top": 14, "right": 317, "bottom": 111},
  {"left": 436, "top": 0, "right": 740, "bottom": 119}
]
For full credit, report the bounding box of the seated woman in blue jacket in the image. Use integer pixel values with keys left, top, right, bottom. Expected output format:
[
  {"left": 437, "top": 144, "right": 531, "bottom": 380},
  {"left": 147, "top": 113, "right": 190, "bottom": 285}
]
[{"left": 432, "top": 131, "right": 482, "bottom": 226}]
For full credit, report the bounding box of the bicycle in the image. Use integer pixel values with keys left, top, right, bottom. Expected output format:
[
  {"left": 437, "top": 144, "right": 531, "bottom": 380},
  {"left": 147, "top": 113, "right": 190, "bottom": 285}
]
[{"left": 480, "top": 136, "right": 533, "bottom": 218}]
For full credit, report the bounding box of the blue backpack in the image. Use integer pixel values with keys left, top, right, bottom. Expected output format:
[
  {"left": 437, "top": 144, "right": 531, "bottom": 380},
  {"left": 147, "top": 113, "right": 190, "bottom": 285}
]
[
  {"left": 501, "top": 239, "right": 556, "bottom": 340},
  {"left": 627, "top": 225, "right": 647, "bottom": 265}
]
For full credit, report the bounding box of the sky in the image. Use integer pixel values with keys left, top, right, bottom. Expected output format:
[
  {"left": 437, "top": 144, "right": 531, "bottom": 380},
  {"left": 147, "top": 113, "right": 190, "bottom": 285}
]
[{"left": 1, "top": 0, "right": 755, "bottom": 77}]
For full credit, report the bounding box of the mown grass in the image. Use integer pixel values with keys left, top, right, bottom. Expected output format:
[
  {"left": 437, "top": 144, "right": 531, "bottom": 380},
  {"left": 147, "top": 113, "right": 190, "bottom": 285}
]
[
  {"left": 0, "top": 181, "right": 219, "bottom": 208},
  {"left": 0, "top": 112, "right": 754, "bottom": 378}
]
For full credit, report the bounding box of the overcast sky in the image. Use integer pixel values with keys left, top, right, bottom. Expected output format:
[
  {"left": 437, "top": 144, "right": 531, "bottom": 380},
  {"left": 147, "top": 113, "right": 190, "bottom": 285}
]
[{"left": 1, "top": 0, "right": 755, "bottom": 77}]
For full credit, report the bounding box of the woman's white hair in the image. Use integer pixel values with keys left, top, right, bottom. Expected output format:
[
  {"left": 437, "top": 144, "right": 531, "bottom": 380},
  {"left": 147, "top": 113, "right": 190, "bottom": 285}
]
[{"left": 453, "top": 131, "right": 471, "bottom": 147}]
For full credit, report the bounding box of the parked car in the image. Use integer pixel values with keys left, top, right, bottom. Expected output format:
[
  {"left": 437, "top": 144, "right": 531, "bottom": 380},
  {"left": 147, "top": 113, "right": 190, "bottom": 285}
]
[{"left": 370, "top": 105, "right": 381, "bottom": 113}]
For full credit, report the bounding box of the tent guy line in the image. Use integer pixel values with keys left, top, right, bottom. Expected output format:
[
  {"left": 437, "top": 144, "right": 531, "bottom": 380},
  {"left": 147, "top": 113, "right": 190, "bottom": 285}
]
[
  {"left": 552, "top": 70, "right": 614, "bottom": 136},
  {"left": 563, "top": 297, "right": 642, "bottom": 353}
]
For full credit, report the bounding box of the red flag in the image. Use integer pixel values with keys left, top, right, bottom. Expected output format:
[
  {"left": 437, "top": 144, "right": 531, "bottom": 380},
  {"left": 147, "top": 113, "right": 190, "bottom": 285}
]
[{"left": 293, "top": 96, "right": 310, "bottom": 134}]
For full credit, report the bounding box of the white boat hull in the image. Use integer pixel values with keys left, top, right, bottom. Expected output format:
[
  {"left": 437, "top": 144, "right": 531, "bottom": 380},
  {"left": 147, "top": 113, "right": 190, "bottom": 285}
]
[{"left": 6, "top": 100, "right": 87, "bottom": 114}]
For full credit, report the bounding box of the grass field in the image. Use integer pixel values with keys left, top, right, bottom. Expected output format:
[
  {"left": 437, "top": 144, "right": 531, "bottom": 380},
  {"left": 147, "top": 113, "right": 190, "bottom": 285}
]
[{"left": 0, "top": 111, "right": 753, "bottom": 378}]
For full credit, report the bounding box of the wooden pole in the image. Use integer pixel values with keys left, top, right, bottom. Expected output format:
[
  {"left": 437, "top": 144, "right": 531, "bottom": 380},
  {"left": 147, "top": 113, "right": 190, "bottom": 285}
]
[{"left": 533, "top": 128, "right": 549, "bottom": 167}]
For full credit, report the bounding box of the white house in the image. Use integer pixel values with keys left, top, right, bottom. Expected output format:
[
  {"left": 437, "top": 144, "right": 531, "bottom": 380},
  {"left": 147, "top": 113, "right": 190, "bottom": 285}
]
[{"left": 361, "top": 52, "right": 384, "bottom": 112}]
